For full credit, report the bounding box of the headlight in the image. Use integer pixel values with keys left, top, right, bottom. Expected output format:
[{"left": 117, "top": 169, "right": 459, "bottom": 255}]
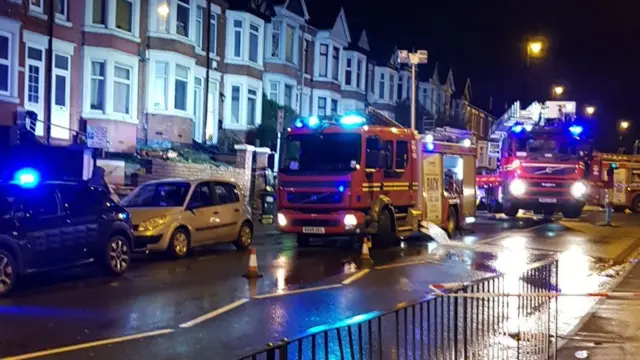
[
  {"left": 509, "top": 179, "right": 526, "bottom": 196},
  {"left": 138, "top": 215, "right": 168, "bottom": 232},
  {"left": 343, "top": 214, "right": 358, "bottom": 227},
  {"left": 570, "top": 181, "right": 588, "bottom": 198},
  {"left": 277, "top": 213, "right": 287, "bottom": 227}
]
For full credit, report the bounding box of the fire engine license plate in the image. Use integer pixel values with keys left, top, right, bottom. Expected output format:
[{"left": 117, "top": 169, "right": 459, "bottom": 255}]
[
  {"left": 539, "top": 197, "right": 557, "bottom": 203},
  {"left": 302, "top": 227, "right": 325, "bottom": 234}
]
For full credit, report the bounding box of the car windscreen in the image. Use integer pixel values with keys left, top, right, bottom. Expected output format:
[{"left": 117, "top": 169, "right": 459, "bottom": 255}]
[
  {"left": 281, "top": 133, "right": 362, "bottom": 173},
  {"left": 122, "top": 182, "right": 191, "bottom": 208}
]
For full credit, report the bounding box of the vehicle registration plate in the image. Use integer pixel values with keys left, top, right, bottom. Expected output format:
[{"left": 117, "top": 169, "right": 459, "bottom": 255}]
[
  {"left": 302, "top": 227, "right": 325, "bottom": 234},
  {"left": 539, "top": 198, "right": 557, "bottom": 203}
]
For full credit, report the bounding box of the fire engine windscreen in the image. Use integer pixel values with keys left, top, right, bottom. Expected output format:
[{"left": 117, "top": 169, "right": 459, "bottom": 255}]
[
  {"left": 282, "top": 133, "right": 362, "bottom": 172},
  {"left": 516, "top": 137, "right": 580, "bottom": 156}
]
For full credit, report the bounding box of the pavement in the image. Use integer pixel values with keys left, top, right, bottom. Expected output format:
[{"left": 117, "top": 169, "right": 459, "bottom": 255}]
[{"left": 0, "top": 211, "right": 638, "bottom": 359}]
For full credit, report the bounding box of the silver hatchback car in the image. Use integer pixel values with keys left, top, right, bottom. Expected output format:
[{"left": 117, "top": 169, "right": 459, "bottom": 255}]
[{"left": 121, "top": 178, "right": 253, "bottom": 257}]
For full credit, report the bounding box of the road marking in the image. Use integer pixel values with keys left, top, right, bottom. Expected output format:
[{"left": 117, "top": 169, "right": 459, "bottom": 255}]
[
  {"left": 179, "top": 299, "right": 249, "bottom": 328},
  {"left": 253, "top": 284, "right": 342, "bottom": 299},
  {"left": 4, "top": 329, "right": 175, "bottom": 360},
  {"left": 341, "top": 269, "right": 370, "bottom": 285},
  {"left": 374, "top": 258, "right": 439, "bottom": 270}
]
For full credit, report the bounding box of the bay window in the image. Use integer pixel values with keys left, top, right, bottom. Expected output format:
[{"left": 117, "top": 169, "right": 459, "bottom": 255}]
[
  {"left": 113, "top": 65, "right": 131, "bottom": 114},
  {"left": 378, "top": 73, "right": 385, "bottom": 99},
  {"left": 318, "top": 98, "right": 327, "bottom": 116},
  {"left": 331, "top": 47, "right": 339, "bottom": 80},
  {"left": 247, "top": 88, "right": 258, "bottom": 126},
  {"left": 224, "top": 12, "right": 264, "bottom": 67},
  {"left": 174, "top": 65, "right": 189, "bottom": 111},
  {"left": 231, "top": 85, "right": 240, "bottom": 123},
  {"left": 154, "top": 62, "right": 168, "bottom": 109},
  {"left": 356, "top": 59, "right": 363, "bottom": 89},
  {"left": 269, "top": 81, "right": 279, "bottom": 101},
  {"left": 176, "top": 0, "right": 190, "bottom": 38},
  {"left": 285, "top": 24, "right": 295, "bottom": 63},
  {"left": 0, "top": 33, "right": 10, "bottom": 95},
  {"left": 319, "top": 44, "right": 328, "bottom": 77},
  {"left": 271, "top": 21, "right": 281, "bottom": 58},
  {"left": 232, "top": 20, "right": 242, "bottom": 58},
  {"left": 389, "top": 74, "right": 395, "bottom": 102},
  {"left": 224, "top": 75, "right": 263, "bottom": 129},
  {"left": 397, "top": 75, "right": 403, "bottom": 101},
  {"left": 249, "top": 23, "right": 259, "bottom": 63},
  {"left": 344, "top": 57, "right": 352, "bottom": 86}
]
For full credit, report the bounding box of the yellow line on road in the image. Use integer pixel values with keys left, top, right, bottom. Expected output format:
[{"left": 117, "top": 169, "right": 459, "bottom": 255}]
[
  {"left": 179, "top": 299, "right": 250, "bottom": 328},
  {"left": 253, "top": 284, "right": 342, "bottom": 299},
  {"left": 3, "top": 329, "right": 175, "bottom": 360},
  {"left": 341, "top": 269, "right": 370, "bottom": 285}
]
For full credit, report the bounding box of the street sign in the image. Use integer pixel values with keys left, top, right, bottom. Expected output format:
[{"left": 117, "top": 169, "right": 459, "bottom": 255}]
[
  {"left": 87, "top": 125, "right": 108, "bottom": 149},
  {"left": 277, "top": 109, "right": 284, "bottom": 133}
]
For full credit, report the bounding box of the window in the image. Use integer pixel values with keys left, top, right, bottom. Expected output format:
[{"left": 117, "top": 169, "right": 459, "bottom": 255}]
[
  {"left": 378, "top": 73, "right": 385, "bottom": 99},
  {"left": 381, "top": 140, "right": 393, "bottom": 169},
  {"left": 209, "top": 13, "right": 217, "bottom": 55},
  {"left": 330, "top": 99, "right": 338, "bottom": 115},
  {"left": 365, "top": 136, "right": 380, "bottom": 169},
  {"left": 58, "top": 185, "right": 109, "bottom": 215},
  {"left": 389, "top": 74, "right": 395, "bottom": 102},
  {"left": 157, "top": 0, "right": 169, "bottom": 32},
  {"left": 368, "top": 66, "right": 374, "bottom": 93},
  {"left": 195, "top": 6, "right": 204, "bottom": 49},
  {"left": 113, "top": 65, "right": 131, "bottom": 114},
  {"left": 319, "top": 44, "right": 328, "bottom": 77},
  {"left": 0, "top": 34, "right": 11, "bottom": 95},
  {"left": 92, "top": 0, "right": 106, "bottom": 25},
  {"left": 174, "top": 65, "right": 189, "bottom": 111},
  {"left": 318, "top": 97, "right": 327, "bottom": 116},
  {"left": 116, "top": 0, "right": 133, "bottom": 33},
  {"left": 331, "top": 47, "right": 339, "bottom": 80},
  {"left": 214, "top": 183, "right": 240, "bottom": 204},
  {"left": 176, "top": 0, "right": 190, "bottom": 38},
  {"left": 247, "top": 88, "right": 258, "bottom": 126},
  {"left": 30, "top": 0, "right": 43, "bottom": 12},
  {"left": 25, "top": 188, "right": 59, "bottom": 218},
  {"left": 284, "top": 84, "right": 293, "bottom": 108},
  {"left": 26, "top": 47, "right": 43, "bottom": 104},
  {"left": 356, "top": 59, "right": 363, "bottom": 89},
  {"left": 90, "top": 61, "right": 105, "bottom": 111},
  {"left": 188, "top": 182, "right": 215, "bottom": 208},
  {"left": 233, "top": 20, "right": 242, "bottom": 58},
  {"left": 269, "top": 81, "right": 279, "bottom": 102},
  {"left": 344, "top": 57, "right": 352, "bottom": 86},
  {"left": 397, "top": 76, "right": 403, "bottom": 101},
  {"left": 230, "top": 85, "right": 240, "bottom": 123},
  {"left": 53, "top": 54, "right": 69, "bottom": 107},
  {"left": 123, "top": 182, "right": 191, "bottom": 208},
  {"left": 285, "top": 24, "right": 295, "bottom": 63},
  {"left": 55, "top": 0, "right": 67, "bottom": 19},
  {"left": 153, "top": 62, "right": 168, "bottom": 109},
  {"left": 395, "top": 141, "right": 409, "bottom": 169},
  {"left": 271, "top": 21, "right": 281, "bottom": 57},
  {"left": 249, "top": 23, "right": 259, "bottom": 63}
]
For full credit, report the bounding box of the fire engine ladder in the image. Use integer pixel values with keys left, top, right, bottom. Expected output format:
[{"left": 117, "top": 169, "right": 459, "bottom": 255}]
[{"left": 366, "top": 106, "right": 406, "bottom": 128}]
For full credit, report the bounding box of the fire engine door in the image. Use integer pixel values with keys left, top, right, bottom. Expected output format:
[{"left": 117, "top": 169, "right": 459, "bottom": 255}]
[
  {"left": 422, "top": 153, "right": 443, "bottom": 224},
  {"left": 613, "top": 168, "right": 627, "bottom": 205},
  {"left": 462, "top": 155, "right": 477, "bottom": 220}
]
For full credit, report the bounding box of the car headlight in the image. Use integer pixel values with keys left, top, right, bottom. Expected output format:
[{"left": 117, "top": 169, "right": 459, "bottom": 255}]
[
  {"left": 509, "top": 179, "right": 526, "bottom": 196},
  {"left": 138, "top": 215, "right": 168, "bottom": 232},
  {"left": 277, "top": 213, "right": 287, "bottom": 227},
  {"left": 343, "top": 214, "right": 358, "bottom": 227},
  {"left": 570, "top": 181, "right": 588, "bottom": 198}
]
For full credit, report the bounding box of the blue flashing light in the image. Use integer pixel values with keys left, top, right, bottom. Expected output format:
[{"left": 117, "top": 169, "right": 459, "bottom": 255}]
[
  {"left": 307, "top": 116, "right": 320, "bottom": 128},
  {"left": 569, "top": 125, "right": 583, "bottom": 136},
  {"left": 511, "top": 125, "right": 524, "bottom": 133},
  {"left": 425, "top": 142, "right": 435, "bottom": 151},
  {"left": 339, "top": 114, "right": 366, "bottom": 127},
  {"left": 338, "top": 185, "right": 345, "bottom": 192},
  {"left": 13, "top": 168, "right": 41, "bottom": 188},
  {"left": 294, "top": 118, "right": 304, "bottom": 128}
]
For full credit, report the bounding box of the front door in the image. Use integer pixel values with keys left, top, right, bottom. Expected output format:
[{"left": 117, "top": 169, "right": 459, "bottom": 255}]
[
  {"left": 210, "top": 182, "right": 242, "bottom": 242},
  {"left": 184, "top": 182, "right": 219, "bottom": 245},
  {"left": 24, "top": 46, "right": 45, "bottom": 136},
  {"left": 193, "top": 77, "right": 203, "bottom": 142},
  {"left": 205, "top": 80, "right": 219, "bottom": 144},
  {"left": 51, "top": 53, "right": 70, "bottom": 140}
]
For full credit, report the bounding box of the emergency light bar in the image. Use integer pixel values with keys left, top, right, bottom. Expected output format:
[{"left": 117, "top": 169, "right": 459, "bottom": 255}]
[{"left": 293, "top": 113, "right": 367, "bottom": 129}]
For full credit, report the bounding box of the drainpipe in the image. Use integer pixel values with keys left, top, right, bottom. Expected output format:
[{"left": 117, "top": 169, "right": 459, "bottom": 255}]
[
  {"left": 45, "top": 0, "right": 55, "bottom": 144},
  {"left": 202, "top": 0, "right": 213, "bottom": 144}
]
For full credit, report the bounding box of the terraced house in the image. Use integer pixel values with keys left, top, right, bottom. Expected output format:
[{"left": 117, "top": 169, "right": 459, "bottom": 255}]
[{"left": 0, "top": 0, "right": 491, "bottom": 153}]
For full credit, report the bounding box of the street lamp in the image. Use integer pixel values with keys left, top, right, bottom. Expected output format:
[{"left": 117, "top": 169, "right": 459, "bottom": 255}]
[
  {"left": 585, "top": 106, "right": 595, "bottom": 116},
  {"left": 527, "top": 41, "right": 543, "bottom": 56},
  {"left": 552, "top": 85, "right": 564, "bottom": 98},
  {"left": 396, "top": 49, "right": 428, "bottom": 131},
  {"left": 620, "top": 120, "right": 630, "bottom": 131}
]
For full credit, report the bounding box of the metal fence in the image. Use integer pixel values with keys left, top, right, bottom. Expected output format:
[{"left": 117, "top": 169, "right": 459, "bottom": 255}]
[{"left": 238, "top": 257, "right": 558, "bottom": 360}]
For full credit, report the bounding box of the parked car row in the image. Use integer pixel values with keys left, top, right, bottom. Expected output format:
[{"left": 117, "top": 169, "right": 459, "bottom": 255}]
[{"left": 0, "top": 176, "right": 254, "bottom": 297}]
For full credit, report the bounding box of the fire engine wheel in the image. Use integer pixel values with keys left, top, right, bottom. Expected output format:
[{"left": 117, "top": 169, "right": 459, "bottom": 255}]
[
  {"left": 502, "top": 203, "right": 519, "bottom": 217},
  {"left": 562, "top": 207, "right": 583, "bottom": 219},
  {"left": 446, "top": 208, "right": 458, "bottom": 237},
  {"left": 632, "top": 196, "right": 640, "bottom": 213},
  {"left": 373, "top": 208, "right": 400, "bottom": 247},
  {"left": 296, "top": 235, "right": 311, "bottom": 247}
]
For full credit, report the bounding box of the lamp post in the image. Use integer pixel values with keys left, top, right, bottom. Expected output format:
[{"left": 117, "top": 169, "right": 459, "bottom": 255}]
[
  {"left": 552, "top": 85, "right": 564, "bottom": 99},
  {"left": 396, "top": 49, "right": 428, "bottom": 131}
]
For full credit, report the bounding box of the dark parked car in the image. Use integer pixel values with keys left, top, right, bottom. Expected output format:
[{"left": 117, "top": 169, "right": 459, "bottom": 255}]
[{"left": 0, "top": 180, "right": 134, "bottom": 296}]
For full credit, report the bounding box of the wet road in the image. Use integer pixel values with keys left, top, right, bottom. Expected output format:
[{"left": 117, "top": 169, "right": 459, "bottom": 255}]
[{"left": 1, "top": 212, "right": 638, "bottom": 359}]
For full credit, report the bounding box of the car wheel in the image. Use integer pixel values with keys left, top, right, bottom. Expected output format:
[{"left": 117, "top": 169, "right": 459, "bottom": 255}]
[
  {"left": 0, "top": 250, "right": 17, "bottom": 297},
  {"left": 169, "top": 229, "right": 190, "bottom": 258},
  {"left": 233, "top": 222, "right": 253, "bottom": 250},
  {"left": 296, "top": 234, "right": 311, "bottom": 247},
  {"left": 104, "top": 235, "right": 131, "bottom": 276}
]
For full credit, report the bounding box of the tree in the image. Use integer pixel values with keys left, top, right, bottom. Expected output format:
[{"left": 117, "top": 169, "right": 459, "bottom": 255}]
[{"left": 256, "top": 95, "right": 297, "bottom": 150}]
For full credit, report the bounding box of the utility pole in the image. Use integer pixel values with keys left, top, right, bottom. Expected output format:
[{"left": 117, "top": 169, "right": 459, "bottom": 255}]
[
  {"left": 45, "top": 0, "right": 55, "bottom": 144},
  {"left": 396, "top": 49, "right": 428, "bottom": 131}
]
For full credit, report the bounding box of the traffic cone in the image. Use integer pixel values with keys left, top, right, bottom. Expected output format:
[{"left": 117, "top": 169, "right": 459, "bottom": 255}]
[
  {"left": 243, "top": 248, "right": 263, "bottom": 278},
  {"left": 360, "top": 237, "right": 374, "bottom": 268}
]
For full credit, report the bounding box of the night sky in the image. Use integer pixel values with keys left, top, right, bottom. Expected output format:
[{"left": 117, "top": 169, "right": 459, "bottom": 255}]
[{"left": 315, "top": 0, "right": 639, "bottom": 151}]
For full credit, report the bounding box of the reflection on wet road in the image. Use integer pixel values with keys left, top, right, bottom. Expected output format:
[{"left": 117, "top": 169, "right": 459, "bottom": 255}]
[{"left": 0, "top": 212, "right": 638, "bottom": 359}]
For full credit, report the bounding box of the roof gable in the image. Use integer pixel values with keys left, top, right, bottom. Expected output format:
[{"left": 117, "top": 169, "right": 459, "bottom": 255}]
[
  {"left": 357, "top": 30, "right": 370, "bottom": 51},
  {"left": 444, "top": 68, "right": 455, "bottom": 93},
  {"left": 331, "top": 8, "right": 351, "bottom": 44},
  {"left": 430, "top": 63, "right": 440, "bottom": 84},
  {"left": 283, "top": 0, "right": 309, "bottom": 20},
  {"left": 462, "top": 78, "right": 472, "bottom": 101}
]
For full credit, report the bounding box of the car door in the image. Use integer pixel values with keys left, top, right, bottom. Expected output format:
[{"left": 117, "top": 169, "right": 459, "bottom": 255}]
[
  {"left": 57, "top": 184, "right": 103, "bottom": 261},
  {"left": 184, "top": 182, "right": 219, "bottom": 246},
  {"left": 210, "top": 182, "right": 243, "bottom": 242},
  {"left": 13, "top": 185, "right": 69, "bottom": 271}
]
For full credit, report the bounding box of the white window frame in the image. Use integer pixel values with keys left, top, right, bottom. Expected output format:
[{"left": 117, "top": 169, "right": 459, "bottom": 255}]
[
  {"left": 29, "top": 0, "right": 44, "bottom": 14},
  {"left": 89, "top": 60, "right": 106, "bottom": 112},
  {"left": 378, "top": 72, "right": 385, "bottom": 100},
  {"left": 248, "top": 22, "right": 260, "bottom": 64},
  {"left": 195, "top": 5, "right": 204, "bottom": 49},
  {"left": 174, "top": 64, "right": 190, "bottom": 112},
  {"left": 176, "top": 0, "right": 191, "bottom": 39},
  {"left": 344, "top": 56, "right": 353, "bottom": 87},
  {"left": 270, "top": 20, "right": 281, "bottom": 58},
  {"left": 315, "top": 40, "right": 342, "bottom": 83},
  {"left": 312, "top": 90, "right": 341, "bottom": 117},
  {"left": 356, "top": 58, "right": 363, "bottom": 90},
  {"left": 82, "top": 46, "right": 139, "bottom": 123},
  {"left": 0, "top": 18, "right": 21, "bottom": 103},
  {"left": 84, "top": 0, "right": 141, "bottom": 43},
  {"left": 225, "top": 11, "right": 265, "bottom": 69},
  {"left": 153, "top": 61, "right": 168, "bottom": 110},
  {"left": 147, "top": 50, "right": 196, "bottom": 117},
  {"left": 223, "top": 74, "right": 263, "bottom": 130},
  {"left": 318, "top": 43, "right": 328, "bottom": 78},
  {"left": 208, "top": 11, "right": 218, "bottom": 56},
  {"left": 246, "top": 87, "right": 258, "bottom": 126},
  {"left": 374, "top": 67, "right": 398, "bottom": 104},
  {"left": 283, "top": 83, "right": 294, "bottom": 109},
  {"left": 23, "top": 44, "right": 46, "bottom": 135},
  {"left": 284, "top": 23, "right": 296, "bottom": 64},
  {"left": 268, "top": 81, "right": 279, "bottom": 102},
  {"left": 232, "top": 19, "right": 243, "bottom": 59},
  {"left": 0, "top": 31, "right": 13, "bottom": 97},
  {"left": 113, "top": 64, "right": 133, "bottom": 115},
  {"left": 55, "top": 0, "right": 69, "bottom": 22},
  {"left": 388, "top": 73, "right": 395, "bottom": 103}
]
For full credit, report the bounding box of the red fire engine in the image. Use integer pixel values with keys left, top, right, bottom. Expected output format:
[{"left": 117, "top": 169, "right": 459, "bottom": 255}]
[
  {"left": 586, "top": 152, "right": 640, "bottom": 212},
  {"left": 276, "top": 109, "right": 477, "bottom": 247},
  {"left": 477, "top": 101, "right": 590, "bottom": 218}
]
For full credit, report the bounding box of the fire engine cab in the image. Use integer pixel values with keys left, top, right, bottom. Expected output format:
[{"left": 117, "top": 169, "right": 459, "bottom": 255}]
[
  {"left": 586, "top": 152, "right": 640, "bottom": 212},
  {"left": 275, "top": 109, "right": 476, "bottom": 247}
]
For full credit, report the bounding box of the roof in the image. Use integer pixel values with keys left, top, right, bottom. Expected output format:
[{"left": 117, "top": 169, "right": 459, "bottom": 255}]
[
  {"left": 226, "top": 0, "right": 275, "bottom": 21},
  {"left": 305, "top": 0, "right": 343, "bottom": 30}
]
